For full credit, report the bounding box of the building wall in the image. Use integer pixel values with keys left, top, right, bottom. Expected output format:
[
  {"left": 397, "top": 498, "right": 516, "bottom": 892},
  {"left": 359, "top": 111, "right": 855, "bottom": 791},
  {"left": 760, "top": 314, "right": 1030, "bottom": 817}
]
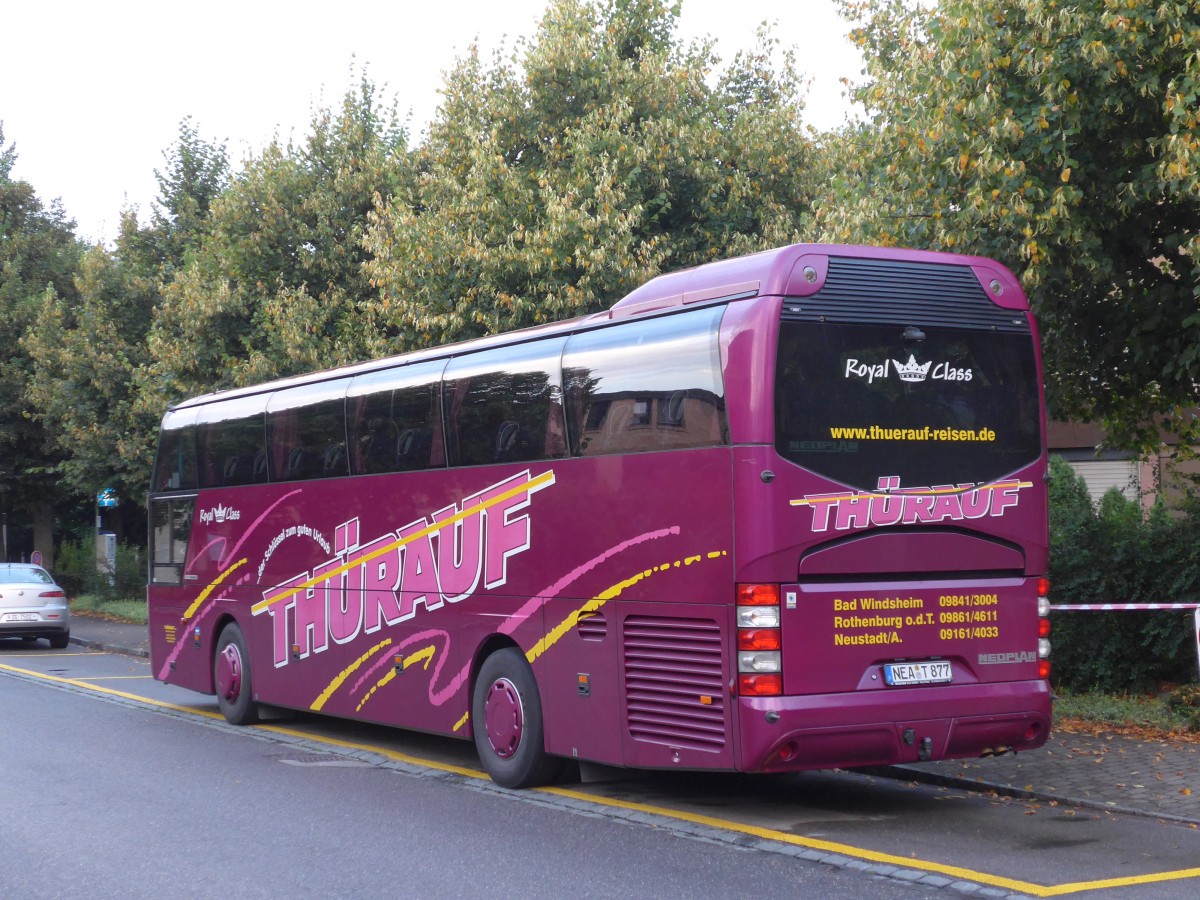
[{"left": 1064, "top": 458, "right": 1140, "bottom": 506}]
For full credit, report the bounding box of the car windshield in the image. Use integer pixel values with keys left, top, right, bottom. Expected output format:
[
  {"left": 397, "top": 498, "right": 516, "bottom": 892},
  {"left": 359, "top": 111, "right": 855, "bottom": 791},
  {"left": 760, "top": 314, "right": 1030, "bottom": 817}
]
[{"left": 0, "top": 565, "right": 53, "bottom": 584}]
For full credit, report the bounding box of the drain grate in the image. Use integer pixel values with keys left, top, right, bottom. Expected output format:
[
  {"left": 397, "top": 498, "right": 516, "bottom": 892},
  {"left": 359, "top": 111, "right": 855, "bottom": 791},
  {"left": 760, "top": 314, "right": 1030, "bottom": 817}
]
[{"left": 274, "top": 752, "right": 371, "bottom": 768}]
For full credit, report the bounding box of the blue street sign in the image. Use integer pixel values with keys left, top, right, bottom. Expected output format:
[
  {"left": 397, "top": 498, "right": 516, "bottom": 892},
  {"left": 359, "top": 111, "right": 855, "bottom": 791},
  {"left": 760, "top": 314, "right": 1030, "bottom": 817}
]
[{"left": 97, "top": 488, "right": 119, "bottom": 508}]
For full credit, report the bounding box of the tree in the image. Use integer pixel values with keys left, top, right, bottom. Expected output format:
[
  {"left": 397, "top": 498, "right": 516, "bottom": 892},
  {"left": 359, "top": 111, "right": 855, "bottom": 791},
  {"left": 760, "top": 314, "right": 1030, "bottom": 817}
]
[
  {"left": 24, "top": 123, "right": 230, "bottom": 532},
  {"left": 146, "top": 76, "right": 411, "bottom": 399},
  {"left": 147, "top": 116, "right": 231, "bottom": 275},
  {"left": 362, "top": 0, "right": 817, "bottom": 352},
  {"left": 820, "top": 0, "right": 1200, "bottom": 450},
  {"left": 0, "top": 123, "right": 84, "bottom": 564}
]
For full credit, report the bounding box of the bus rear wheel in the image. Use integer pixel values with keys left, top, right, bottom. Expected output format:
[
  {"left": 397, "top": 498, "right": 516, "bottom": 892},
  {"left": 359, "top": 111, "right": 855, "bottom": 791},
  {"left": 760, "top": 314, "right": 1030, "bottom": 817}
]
[
  {"left": 214, "top": 622, "right": 259, "bottom": 725},
  {"left": 472, "top": 648, "right": 564, "bottom": 789}
]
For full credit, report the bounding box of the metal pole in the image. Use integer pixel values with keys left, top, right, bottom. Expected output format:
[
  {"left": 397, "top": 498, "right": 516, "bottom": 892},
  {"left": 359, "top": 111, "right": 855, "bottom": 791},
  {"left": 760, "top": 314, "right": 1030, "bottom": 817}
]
[{"left": 1195, "top": 609, "right": 1200, "bottom": 684}]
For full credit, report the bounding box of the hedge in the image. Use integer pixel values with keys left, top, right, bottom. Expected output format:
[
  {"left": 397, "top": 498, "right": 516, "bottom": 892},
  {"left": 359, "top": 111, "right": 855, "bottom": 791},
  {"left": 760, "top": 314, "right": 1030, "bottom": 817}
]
[{"left": 1048, "top": 455, "right": 1200, "bottom": 692}]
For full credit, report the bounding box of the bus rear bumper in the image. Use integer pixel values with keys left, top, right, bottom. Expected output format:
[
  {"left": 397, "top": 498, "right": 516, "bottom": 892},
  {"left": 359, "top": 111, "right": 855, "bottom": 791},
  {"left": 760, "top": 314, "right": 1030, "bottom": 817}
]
[{"left": 736, "top": 680, "right": 1052, "bottom": 773}]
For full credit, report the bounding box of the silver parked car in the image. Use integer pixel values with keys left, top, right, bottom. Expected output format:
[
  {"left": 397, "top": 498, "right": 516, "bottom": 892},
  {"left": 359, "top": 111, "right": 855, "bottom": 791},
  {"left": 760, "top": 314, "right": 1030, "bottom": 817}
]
[{"left": 0, "top": 563, "right": 71, "bottom": 649}]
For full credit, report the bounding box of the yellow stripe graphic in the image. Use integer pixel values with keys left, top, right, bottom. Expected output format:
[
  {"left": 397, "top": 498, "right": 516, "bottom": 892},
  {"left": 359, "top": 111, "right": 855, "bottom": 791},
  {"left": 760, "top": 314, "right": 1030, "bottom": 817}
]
[
  {"left": 182, "top": 558, "right": 248, "bottom": 621},
  {"left": 790, "top": 480, "right": 1033, "bottom": 507},
  {"left": 310, "top": 638, "right": 391, "bottom": 711},
  {"left": 526, "top": 550, "right": 727, "bottom": 666},
  {"left": 252, "top": 470, "right": 555, "bottom": 616}
]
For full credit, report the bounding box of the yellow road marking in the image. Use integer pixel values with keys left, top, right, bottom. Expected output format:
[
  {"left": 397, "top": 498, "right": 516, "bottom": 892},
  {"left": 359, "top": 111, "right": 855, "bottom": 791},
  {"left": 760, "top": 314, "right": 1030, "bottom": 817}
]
[
  {"left": 536, "top": 787, "right": 1200, "bottom": 897},
  {"left": 68, "top": 675, "right": 155, "bottom": 681},
  {"left": 3, "top": 657, "right": 1199, "bottom": 896}
]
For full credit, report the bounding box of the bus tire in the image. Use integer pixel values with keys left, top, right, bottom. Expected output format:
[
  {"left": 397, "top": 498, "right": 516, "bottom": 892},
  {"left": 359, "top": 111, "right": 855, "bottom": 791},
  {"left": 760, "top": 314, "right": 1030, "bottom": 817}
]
[
  {"left": 472, "top": 647, "right": 563, "bottom": 789},
  {"left": 214, "top": 622, "right": 259, "bottom": 725}
]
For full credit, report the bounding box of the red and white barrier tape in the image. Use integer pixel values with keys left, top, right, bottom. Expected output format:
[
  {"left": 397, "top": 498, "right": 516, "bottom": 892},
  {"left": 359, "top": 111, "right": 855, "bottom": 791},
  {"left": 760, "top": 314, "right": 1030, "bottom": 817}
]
[{"left": 1051, "top": 603, "right": 1200, "bottom": 611}]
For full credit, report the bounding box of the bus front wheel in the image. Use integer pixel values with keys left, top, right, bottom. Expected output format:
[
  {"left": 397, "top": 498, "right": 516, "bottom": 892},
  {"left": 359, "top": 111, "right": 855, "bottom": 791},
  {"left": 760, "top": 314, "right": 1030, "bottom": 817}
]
[
  {"left": 214, "top": 622, "right": 259, "bottom": 725},
  {"left": 472, "top": 648, "right": 564, "bottom": 788}
]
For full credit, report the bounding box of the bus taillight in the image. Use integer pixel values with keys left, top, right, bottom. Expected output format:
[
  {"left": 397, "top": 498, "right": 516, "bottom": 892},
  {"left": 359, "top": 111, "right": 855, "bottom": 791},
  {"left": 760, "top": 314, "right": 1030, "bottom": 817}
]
[
  {"left": 737, "top": 584, "right": 781, "bottom": 696},
  {"left": 739, "top": 674, "right": 783, "bottom": 696},
  {"left": 1037, "top": 579, "right": 1051, "bottom": 680},
  {"left": 737, "top": 629, "right": 781, "bottom": 651}
]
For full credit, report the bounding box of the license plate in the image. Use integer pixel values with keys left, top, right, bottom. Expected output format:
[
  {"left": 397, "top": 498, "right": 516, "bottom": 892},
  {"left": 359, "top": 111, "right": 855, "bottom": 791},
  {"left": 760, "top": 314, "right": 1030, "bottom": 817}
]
[
  {"left": 884, "top": 661, "right": 952, "bottom": 686},
  {"left": 3, "top": 613, "right": 39, "bottom": 622}
]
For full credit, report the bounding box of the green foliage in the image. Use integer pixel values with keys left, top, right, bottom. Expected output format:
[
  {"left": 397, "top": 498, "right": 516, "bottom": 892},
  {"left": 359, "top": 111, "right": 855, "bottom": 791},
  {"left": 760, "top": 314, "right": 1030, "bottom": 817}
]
[
  {"left": 71, "top": 595, "right": 148, "bottom": 625},
  {"left": 363, "top": 0, "right": 816, "bottom": 352},
  {"left": 54, "top": 532, "right": 144, "bottom": 602},
  {"left": 22, "top": 122, "right": 229, "bottom": 503},
  {"left": 1048, "top": 456, "right": 1200, "bottom": 691},
  {"left": 146, "top": 75, "right": 411, "bottom": 398},
  {"left": 0, "top": 123, "right": 84, "bottom": 534},
  {"left": 149, "top": 117, "right": 231, "bottom": 272},
  {"left": 1055, "top": 689, "right": 1198, "bottom": 732},
  {"left": 1166, "top": 684, "right": 1200, "bottom": 730},
  {"left": 823, "top": 0, "right": 1200, "bottom": 451}
]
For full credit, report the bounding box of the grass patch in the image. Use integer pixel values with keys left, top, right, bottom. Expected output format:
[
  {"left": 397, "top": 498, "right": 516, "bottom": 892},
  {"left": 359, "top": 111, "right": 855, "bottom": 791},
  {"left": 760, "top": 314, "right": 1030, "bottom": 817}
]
[
  {"left": 1054, "top": 689, "right": 1199, "bottom": 740},
  {"left": 71, "top": 594, "right": 147, "bottom": 625}
]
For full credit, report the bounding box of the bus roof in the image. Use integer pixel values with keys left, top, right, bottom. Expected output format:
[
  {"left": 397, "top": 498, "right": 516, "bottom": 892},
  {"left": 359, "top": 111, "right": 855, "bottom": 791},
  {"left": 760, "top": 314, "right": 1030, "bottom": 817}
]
[{"left": 168, "top": 243, "right": 1025, "bottom": 413}]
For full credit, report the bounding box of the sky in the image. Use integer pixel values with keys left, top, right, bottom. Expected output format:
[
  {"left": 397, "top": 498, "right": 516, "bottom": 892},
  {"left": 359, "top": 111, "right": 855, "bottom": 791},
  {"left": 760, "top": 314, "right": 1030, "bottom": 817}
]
[{"left": 1, "top": 0, "right": 864, "bottom": 246}]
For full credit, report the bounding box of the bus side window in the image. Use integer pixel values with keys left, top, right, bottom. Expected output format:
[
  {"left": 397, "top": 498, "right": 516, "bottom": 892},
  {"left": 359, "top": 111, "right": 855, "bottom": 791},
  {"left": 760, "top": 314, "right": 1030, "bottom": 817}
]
[
  {"left": 443, "top": 339, "right": 568, "bottom": 468},
  {"left": 152, "top": 414, "right": 197, "bottom": 492},
  {"left": 562, "top": 307, "right": 729, "bottom": 457},
  {"left": 267, "top": 397, "right": 347, "bottom": 482},
  {"left": 151, "top": 497, "right": 194, "bottom": 585},
  {"left": 196, "top": 411, "right": 269, "bottom": 489},
  {"left": 346, "top": 360, "right": 447, "bottom": 475}
]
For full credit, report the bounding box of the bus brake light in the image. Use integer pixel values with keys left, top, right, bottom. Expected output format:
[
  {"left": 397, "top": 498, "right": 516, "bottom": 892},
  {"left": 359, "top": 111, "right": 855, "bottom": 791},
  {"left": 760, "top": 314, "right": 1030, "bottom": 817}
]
[
  {"left": 739, "top": 673, "right": 783, "bottom": 696},
  {"left": 737, "top": 583, "right": 782, "bottom": 696},
  {"left": 737, "top": 583, "right": 780, "bottom": 605},
  {"left": 737, "top": 628, "right": 781, "bottom": 651}
]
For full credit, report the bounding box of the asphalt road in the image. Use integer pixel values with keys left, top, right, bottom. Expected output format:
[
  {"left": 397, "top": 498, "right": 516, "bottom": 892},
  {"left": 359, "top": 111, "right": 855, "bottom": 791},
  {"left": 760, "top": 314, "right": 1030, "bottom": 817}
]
[{"left": 3, "top": 643, "right": 1199, "bottom": 899}]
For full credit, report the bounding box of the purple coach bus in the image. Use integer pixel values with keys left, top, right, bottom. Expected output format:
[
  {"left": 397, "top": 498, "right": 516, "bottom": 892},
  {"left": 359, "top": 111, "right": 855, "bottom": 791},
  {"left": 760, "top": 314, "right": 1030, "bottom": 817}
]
[{"left": 148, "top": 243, "right": 1052, "bottom": 788}]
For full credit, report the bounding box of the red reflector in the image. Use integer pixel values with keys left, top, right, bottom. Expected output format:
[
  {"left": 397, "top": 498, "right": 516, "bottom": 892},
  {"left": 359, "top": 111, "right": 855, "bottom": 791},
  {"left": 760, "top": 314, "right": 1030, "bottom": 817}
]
[
  {"left": 737, "top": 583, "right": 780, "bottom": 606},
  {"left": 737, "top": 628, "right": 781, "bottom": 651},
  {"left": 1038, "top": 618, "right": 1051, "bottom": 638},
  {"left": 1038, "top": 659, "right": 1051, "bottom": 680},
  {"left": 1037, "top": 578, "right": 1050, "bottom": 598},
  {"left": 738, "top": 673, "right": 782, "bottom": 696}
]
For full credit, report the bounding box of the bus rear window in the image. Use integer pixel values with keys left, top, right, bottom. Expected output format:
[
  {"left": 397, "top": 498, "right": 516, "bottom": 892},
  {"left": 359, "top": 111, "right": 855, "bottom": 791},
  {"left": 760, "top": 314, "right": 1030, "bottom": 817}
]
[{"left": 775, "top": 321, "right": 1040, "bottom": 490}]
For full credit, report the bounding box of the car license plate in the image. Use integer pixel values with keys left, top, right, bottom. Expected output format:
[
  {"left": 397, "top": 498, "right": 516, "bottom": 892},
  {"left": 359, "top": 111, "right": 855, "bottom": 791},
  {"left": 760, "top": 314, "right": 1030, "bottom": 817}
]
[
  {"left": 2, "top": 613, "right": 39, "bottom": 622},
  {"left": 884, "top": 661, "right": 952, "bottom": 686}
]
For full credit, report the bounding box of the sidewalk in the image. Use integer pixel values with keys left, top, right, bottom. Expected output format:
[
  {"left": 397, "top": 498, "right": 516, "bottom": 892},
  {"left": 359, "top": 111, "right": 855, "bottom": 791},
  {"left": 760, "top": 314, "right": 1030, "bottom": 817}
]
[
  {"left": 70, "top": 612, "right": 150, "bottom": 658},
  {"left": 66, "top": 615, "right": 1200, "bottom": 824},
  {"left": 897, "top": 731, "right": 1200, "bottom": 824}
]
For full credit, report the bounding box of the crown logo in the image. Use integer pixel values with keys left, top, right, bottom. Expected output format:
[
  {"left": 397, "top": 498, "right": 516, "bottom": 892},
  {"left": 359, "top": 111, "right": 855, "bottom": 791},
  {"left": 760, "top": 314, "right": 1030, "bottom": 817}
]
[
  {"left": 892, "top": 354, "right": 932, "bottom": 383},
  {"left": 214, "top": 503, "right": 228, "bottom": 523}
]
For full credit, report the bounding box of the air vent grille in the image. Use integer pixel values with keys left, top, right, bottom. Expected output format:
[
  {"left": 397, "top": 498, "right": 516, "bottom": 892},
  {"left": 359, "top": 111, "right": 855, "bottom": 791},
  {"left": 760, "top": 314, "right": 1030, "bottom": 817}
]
[
  {"left": 782, "top": 256, "right": 1029, "bottom": 332},
  {"left": 623, "top": 616, "right": 726, "bottom": 750}
]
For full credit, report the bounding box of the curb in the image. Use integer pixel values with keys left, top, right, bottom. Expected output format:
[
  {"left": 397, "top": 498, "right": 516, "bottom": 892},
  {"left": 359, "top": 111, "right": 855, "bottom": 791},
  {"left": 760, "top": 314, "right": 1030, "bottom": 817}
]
[
  {"left": 879, "top": 763, "right": 1200, "bottom": 827},
  {"left": 60, "top": 632, "right": 1200, "bottom": 829},
  {"left": 68, "top": 635, "right": 150, "bottom": 659}
]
